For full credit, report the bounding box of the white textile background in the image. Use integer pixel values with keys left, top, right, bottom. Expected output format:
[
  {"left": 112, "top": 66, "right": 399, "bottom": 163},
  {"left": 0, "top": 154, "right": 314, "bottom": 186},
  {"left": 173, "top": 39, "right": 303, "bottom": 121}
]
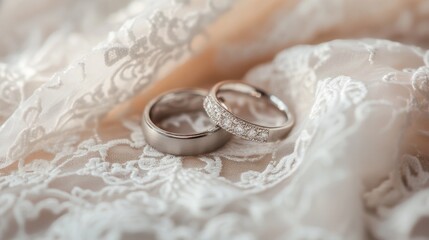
[{"left": 0, "top": 0, "right": 429, "bottom": 239}]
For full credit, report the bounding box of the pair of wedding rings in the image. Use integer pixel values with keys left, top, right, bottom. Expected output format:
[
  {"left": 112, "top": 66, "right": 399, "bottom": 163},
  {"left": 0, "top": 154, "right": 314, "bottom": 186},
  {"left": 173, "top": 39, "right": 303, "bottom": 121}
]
[{"left": 142, "top": 80, "right": 294, "bottom": 155}]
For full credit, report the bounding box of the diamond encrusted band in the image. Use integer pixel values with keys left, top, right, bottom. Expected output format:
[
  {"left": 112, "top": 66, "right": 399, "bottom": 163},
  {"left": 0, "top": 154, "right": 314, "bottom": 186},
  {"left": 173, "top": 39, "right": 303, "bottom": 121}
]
[
  {"left": 204, "top": 96, "right": 269, "bottom": 142},
  {"left": 204, "top": 80, "right": 294, "bottom": 143}
]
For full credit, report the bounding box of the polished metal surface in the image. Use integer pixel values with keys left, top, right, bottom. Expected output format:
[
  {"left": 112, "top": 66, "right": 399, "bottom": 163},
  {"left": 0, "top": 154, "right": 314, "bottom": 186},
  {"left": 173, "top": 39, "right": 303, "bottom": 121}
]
[
  {"left": 142, "top": 88, "right": 232, "bottom": 155},
  {"left": 204, "top": 80, "right": 294, "bottom": 142}
]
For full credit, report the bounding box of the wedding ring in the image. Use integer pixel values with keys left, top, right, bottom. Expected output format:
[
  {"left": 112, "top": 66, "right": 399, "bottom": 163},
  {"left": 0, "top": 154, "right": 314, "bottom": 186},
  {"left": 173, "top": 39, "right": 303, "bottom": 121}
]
[
  {"left": 142, "top": 89, "right": 231, "bottom": 155},
  {"left": 204, "top": 81, "right": 294, "bottom": 142}
]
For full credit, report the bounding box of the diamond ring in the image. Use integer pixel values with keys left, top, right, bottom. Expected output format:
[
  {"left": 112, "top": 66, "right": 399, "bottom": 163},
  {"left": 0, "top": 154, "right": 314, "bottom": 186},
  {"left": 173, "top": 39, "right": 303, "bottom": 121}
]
[{"left": 204, "top": 81, "right": 294, "bottom": 142}]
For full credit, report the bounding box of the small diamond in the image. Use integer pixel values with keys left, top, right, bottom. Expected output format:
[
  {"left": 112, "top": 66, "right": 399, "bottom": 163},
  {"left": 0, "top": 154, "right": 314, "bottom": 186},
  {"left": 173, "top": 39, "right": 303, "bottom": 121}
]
[
  {"left": 235, "top": 125, "right": 244, "bottom": 135},
  {"left": 223, "top": 118, "right": 232, "bottom": 128},
  {"left": 248, "top": 128, "right": 257, "bottom": 138},
  {"left": 259, "top": 131, "right": 269, "bottom": 141},
  {"left": 210, "top": 112, "right": 217, "bottom": 121},
  {"left": 215, "top": 112, "right": 221, "bottom": 120},
  {"left": 232, "top": 119, "right": 239, "bottom": 126}
]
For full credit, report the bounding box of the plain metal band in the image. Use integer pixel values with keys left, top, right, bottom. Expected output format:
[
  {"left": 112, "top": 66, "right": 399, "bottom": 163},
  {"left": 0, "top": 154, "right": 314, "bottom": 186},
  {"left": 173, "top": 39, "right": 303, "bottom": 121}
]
[
  {"left": 142, "top": 89, "right": 231, "bottom": 155},
  {"left": 204, "top": 80, "right": 294, "bottom": 142}
]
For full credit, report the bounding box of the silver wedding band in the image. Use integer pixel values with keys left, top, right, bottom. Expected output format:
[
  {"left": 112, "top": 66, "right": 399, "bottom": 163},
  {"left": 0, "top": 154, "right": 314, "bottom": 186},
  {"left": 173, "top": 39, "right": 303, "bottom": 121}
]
[
  {"left": 203, "top": 80, "right": 294, "bottom": 142},
  {"left": 142, "top": 88, "right": 231, "bottom": 155}
]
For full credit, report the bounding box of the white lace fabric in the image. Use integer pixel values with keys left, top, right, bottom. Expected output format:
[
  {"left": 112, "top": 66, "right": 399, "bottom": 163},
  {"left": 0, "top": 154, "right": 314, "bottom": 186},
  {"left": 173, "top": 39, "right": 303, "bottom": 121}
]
[{"left": 1, "top": 0, "right": 429, "bottom": 239}]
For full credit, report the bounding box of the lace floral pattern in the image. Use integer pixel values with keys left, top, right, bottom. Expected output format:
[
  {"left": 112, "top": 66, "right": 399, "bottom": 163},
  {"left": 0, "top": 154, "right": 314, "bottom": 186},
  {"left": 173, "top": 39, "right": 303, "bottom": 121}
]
[{"left": 0, "top": 0, "right": 429, "bottom": 239}]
